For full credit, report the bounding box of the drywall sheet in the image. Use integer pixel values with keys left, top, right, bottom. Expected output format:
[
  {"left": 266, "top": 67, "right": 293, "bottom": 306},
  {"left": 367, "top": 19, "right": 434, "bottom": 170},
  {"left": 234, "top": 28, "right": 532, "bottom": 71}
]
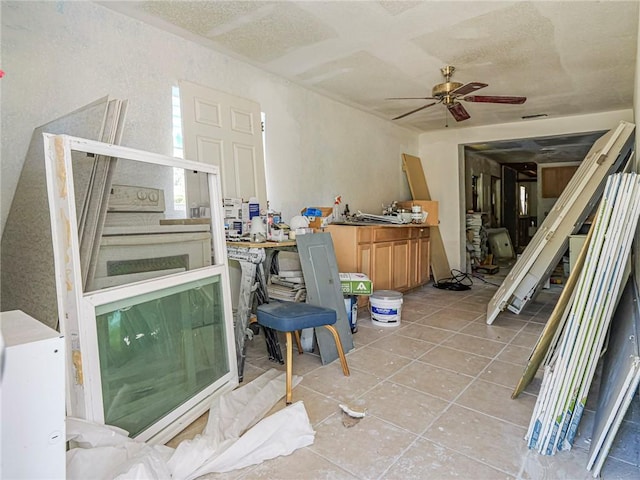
[
  {"left": 402, "top": 153, "right": 450, "bottom": 282},
  {"left": 512, "top": 220, "right": 594, "bottom": 398},
  {"left": 487, "top": 121, "right": 635, "bottom": 324},
  {"left": 525, "top": 172, "right": 640, "bottom": 455},
  {"left": 0, "top": 97, "right": 125, "bottom": 329},
  {"left": 587, "top": 279, "right": 640, "bottom": 477},
  {"left": 296, "top": 233, "right": 354, "bottom": 365}
]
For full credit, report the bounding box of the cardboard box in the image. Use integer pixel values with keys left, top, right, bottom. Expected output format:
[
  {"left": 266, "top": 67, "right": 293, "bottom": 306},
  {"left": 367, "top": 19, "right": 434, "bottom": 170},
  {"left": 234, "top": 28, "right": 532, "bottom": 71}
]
[
  {"left": 339, "top": 273, "right": 373, "bottom": 295},
  {"left": 301, "top": 207, "right": 334, "bottom": 230},
  {"left": 396, "top": 200, "right": 439, "bottom": 226},
  {"left": 223, "top": 198, "right": 242, "bottom": 219}
]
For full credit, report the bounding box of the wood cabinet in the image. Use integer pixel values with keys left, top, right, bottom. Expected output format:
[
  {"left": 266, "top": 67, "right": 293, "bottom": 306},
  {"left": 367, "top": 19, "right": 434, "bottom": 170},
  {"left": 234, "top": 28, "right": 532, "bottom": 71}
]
[
  {"left": 326, "top": 224, "right": 430, "bottom": 297},
  {"left": 417, "top": 234, "right": 431, "bottom": 285}
]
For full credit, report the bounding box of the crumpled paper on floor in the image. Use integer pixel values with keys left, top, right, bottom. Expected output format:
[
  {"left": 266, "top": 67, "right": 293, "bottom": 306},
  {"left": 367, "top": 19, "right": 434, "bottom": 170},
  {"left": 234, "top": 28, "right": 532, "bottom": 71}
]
[
  {"left": 66, "top": 369, "right": 313, "bottom": 479},
  {"left": 66, "top": 418, "right": 174, "bottom": 479}
]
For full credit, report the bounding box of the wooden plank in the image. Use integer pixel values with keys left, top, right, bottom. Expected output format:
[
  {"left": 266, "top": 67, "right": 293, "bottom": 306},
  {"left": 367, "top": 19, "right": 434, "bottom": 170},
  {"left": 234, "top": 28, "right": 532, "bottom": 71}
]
[
  {"left": 512, "top": 217, "right": 596, "bottom": 399},
  {"left": 401, "top": 153, "right": 450, "bottom": 282},
  {"left": 428, "top": 228, "right": 451, "bottom": 283},
  {"left": 402, "top": 153, "right": 431, "bottom": 200}
]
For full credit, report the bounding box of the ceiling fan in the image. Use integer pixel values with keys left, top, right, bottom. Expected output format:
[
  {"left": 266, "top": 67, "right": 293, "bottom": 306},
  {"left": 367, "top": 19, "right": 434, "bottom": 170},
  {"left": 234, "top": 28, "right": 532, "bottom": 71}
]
[{"left": 389, "top": 65, "right": 526, "bottom": 122}]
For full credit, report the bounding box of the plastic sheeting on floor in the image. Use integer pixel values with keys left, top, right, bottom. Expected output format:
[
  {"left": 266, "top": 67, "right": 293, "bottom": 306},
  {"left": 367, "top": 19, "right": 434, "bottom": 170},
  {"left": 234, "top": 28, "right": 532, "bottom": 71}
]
[{"left": 66, "top": 369, "right": 313, "bottom": 479}]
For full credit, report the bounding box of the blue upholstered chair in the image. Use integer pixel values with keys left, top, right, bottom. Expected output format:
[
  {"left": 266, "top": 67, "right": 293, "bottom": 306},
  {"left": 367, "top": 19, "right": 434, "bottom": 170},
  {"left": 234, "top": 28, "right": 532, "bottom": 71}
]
[{"left": 256, "top": 301, "right": 350, "bottom": 404}]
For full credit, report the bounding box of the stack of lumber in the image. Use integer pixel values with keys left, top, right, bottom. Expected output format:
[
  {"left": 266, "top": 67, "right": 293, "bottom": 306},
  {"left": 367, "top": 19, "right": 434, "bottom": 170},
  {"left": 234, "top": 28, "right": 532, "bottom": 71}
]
[{"left": 525, "top": 173, "right": 640, "bottom": 455}]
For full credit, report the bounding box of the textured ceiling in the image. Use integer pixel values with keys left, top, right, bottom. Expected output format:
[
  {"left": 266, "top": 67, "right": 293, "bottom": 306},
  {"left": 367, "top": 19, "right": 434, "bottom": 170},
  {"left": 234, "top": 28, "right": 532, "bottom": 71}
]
[{"left": 101, "top": 1, "right": 638, "bottom": 168}]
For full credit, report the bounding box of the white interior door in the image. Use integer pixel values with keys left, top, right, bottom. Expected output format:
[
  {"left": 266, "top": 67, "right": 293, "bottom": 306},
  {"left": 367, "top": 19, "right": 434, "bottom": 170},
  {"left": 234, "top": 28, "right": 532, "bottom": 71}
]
[
  {"left": 179, "top": 81, "right": 267, "bottom": 212},
  {"left": 486, "top": 121, "right": 635, "bottom": 324}
]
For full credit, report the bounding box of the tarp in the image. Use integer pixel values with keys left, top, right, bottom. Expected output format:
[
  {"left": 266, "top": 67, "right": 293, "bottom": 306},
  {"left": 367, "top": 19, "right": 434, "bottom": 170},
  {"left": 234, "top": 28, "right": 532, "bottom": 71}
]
[{"left": 66, "top": 369, "right": 313, "bottom": 479}]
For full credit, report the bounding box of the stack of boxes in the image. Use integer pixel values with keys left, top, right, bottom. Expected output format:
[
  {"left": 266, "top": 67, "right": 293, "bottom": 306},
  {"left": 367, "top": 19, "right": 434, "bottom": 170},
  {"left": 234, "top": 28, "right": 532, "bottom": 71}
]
[
  {"left": 339, "top": 272, "right": 373, "bottom": 333},
  {"left": 224, "top": 197, "right": 259, "bottom": 238}
]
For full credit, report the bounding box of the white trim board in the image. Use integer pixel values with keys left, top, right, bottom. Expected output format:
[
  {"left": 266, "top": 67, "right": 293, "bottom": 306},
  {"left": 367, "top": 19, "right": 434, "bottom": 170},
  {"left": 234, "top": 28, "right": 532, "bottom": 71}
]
[{"left": 487, "top": 121, "right": 635, "bottom": 324}]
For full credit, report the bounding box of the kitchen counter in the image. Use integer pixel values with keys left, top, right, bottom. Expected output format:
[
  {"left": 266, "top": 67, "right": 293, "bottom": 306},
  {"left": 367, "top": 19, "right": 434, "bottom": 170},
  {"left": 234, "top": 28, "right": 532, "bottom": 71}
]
[
  {"left": 325, "top": 223, "right": 431, "bottom": 303},
  {"left": 330, "top": 221, "right": 427, "bottom": 227}
]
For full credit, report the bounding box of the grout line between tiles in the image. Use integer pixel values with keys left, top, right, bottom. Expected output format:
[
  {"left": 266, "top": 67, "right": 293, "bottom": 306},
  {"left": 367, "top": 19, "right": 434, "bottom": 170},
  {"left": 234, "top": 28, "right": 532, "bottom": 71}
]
[{"left": 242, "top": 280, "right": 624, "bottom": 480}]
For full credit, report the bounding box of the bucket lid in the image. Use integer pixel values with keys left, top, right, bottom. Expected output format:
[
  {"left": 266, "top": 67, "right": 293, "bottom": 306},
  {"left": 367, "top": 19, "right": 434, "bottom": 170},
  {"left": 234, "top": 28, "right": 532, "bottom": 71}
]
[{"left": 371, "top": 290, "right": 403, "bottom": 300}]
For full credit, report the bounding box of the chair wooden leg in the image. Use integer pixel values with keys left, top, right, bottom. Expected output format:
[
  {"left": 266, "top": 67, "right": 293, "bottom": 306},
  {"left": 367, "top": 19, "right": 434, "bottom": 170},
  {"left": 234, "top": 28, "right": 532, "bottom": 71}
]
[
  {"left": 285, "top": 331, "right": 293, "bottom": 404},
  {"left": 294, "top": 330, "right": 303, "bottom": 355},
  {"left": 324, "top": 325, "right": 350, "bottom": 376}
]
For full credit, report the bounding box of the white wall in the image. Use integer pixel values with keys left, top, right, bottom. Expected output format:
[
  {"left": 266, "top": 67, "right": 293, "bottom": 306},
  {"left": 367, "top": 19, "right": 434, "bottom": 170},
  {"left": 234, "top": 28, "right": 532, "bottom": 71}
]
[
  {"left": 418, "top": 109, "right": 634, "bottom": 271},
  {"left": 0, "top": 1, "right": 418, "bottom": 236}
]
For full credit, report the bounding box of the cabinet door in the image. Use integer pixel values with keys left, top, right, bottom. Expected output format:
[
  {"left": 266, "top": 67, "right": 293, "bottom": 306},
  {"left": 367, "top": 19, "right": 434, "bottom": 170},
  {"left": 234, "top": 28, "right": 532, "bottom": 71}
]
[
  {"left": 408, "top": 239, "right": 419, "bottom": 288},
  {"left": 392, "top": 240, "right": 410, "bottom": 291},
  {"left": 372, "top": 242, "right": 393, "bottom": 290},
  {"left": 325, "top": 225, "right": 358, "bottom": 272},
  {"left": 358, "top": 242, "right": 372, "bottom": 278},
  {"left": 419, "top": 236, "right": 431, "bottom": 285}
]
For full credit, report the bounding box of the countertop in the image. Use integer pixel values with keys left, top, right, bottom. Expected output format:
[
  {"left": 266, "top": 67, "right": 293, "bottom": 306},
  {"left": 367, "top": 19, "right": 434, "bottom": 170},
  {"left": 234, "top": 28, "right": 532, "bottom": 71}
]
[{"left": 329, "top": 221, "right": 429, "bottom": 227}]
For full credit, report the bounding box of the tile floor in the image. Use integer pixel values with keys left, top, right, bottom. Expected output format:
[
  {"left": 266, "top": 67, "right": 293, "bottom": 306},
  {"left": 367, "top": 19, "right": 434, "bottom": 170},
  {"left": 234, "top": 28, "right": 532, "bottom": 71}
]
[{"left": 170, "top": 272, "right": 640, "bottom": 480}]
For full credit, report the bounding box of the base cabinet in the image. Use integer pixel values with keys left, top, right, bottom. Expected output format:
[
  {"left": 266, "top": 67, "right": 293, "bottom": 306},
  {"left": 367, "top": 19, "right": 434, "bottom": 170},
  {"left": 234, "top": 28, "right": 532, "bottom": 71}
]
[
  {"left": 1, "top": 310, "right": 66, "bottom": 479},
  {"left": 326, "top": 225, "right": 430, "bottom": 297}
]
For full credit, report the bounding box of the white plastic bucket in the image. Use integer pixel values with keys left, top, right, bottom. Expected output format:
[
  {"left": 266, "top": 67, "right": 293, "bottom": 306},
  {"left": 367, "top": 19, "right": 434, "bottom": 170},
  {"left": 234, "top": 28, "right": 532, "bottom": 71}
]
[{"left": 370, "top": 290, "right": 403, "bottom": 327}]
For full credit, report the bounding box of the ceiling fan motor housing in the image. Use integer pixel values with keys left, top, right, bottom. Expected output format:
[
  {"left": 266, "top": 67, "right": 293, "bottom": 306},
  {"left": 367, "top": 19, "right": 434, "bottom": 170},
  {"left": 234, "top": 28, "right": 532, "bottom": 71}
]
[{"left": 432, "top": 81, "right": 463, "bottom": 98}]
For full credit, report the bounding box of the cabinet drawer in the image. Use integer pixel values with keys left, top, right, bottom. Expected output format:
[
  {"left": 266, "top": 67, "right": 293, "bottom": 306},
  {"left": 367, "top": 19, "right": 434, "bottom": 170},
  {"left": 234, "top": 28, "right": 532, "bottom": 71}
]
[
  {"left": 417, "top": 227, "right": 430, "bottom": 238},
  {"left": 373, "top": 227, "right": 410, "bottom": 243},
  {"left": 357, "top": 228, "right": 373, "bottom": 243}
]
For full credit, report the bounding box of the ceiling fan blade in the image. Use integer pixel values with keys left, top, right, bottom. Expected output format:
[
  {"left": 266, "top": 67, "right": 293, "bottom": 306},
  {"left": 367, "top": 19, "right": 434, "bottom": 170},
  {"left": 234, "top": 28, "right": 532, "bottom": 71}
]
[
  {"left": 451, "top": 82, "right": 487, "bottom": 96},
  {"left": 386, "top": 96, "right": 438, "bottom": 100},
  {"left": 463, "top": 95, "right": 527, "bottom": 104},
  {"left": 392, "top": 102, "right": 438, "bottom": 120},
  {"left": 447, "top": 102, "right": 470, "bottom": 122}
]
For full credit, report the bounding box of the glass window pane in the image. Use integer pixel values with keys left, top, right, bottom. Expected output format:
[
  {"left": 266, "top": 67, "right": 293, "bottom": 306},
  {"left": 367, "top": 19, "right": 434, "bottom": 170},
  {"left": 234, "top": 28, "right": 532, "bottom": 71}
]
[
  {"left": 95, "top": 274, "right": 229, "bottom": 436},
  {"left": 83, "top": 153, "right": 212, "bottom": 293}
]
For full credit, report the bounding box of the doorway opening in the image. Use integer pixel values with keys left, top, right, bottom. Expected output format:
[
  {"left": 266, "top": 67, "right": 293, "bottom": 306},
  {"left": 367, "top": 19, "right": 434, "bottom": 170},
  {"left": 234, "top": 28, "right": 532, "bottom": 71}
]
[{"left": 462, "top": 130, "right": 605, "bottom": 271}]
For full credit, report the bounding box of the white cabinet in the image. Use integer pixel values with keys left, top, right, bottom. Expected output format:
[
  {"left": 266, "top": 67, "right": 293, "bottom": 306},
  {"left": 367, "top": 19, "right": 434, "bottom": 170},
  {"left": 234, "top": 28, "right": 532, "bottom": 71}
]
[{"left": 1, "top": 310, "right": 65, "bottom": 479}]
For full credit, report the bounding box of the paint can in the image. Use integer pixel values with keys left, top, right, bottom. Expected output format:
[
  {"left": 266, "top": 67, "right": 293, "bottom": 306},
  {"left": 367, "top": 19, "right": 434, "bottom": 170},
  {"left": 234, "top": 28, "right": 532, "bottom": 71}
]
[
  {"left": 344, "top": 295, "right": 358, "bottom": 333},
  {"left": 370, "top": 290, "right": 403, "bottom": 327}
]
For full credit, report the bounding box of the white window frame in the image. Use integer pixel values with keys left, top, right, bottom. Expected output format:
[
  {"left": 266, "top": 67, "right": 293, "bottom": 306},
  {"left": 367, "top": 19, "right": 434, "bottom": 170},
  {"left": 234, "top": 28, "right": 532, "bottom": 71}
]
[{"left": 43, "top": 134, "right": 238, "bottom": 443}]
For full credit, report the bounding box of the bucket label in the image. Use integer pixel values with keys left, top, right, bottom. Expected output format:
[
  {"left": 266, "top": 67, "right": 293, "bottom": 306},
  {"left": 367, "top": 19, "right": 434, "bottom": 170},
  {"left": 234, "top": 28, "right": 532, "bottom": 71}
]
[{"left": 371, "top": 307, "right": 398, "bottom": 315}]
